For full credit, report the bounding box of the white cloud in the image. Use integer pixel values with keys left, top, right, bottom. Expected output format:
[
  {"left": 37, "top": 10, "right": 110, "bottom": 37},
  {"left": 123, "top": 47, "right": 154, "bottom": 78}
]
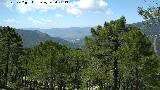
[
  {"left": 28, "top": 17, "right": 56, "bottom": 28},
  {"left": 66, "top": 0, "right": 111, "bottom": 15},
  {"left": 0, "top": 0, "right": 13, "bottom": 8},
  {"left": 4, "top": 0, "right": 111, "bottom": 15},
  {"left": 0, "top": 18, "right": 56, "bottom": 29},
  {"left": 28, "top": 17, "right": 43, "bottom": 25},
  {"left": 55, "top": 13, "right": 63, "bottom": 18},
  {"left": 15, "top": 0, "right": 68, "bottom": 14},
  {"left": 0, "top": 19, "right": 19, "bottom": 28},
  {"left": 66, "top": 6, "right": 82, "bottom": 15},
  {"left": 78, "top": 0, "right": 108, "bottom": 11}
]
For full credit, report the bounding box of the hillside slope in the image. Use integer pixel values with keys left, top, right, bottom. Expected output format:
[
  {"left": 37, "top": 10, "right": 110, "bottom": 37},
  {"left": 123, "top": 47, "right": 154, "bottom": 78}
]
[
  {"left": 133, "top": 22, "right": 160, "bottom": 54},
  {"left": 15, "top": 29, "right": 80, "bottom": 48}
]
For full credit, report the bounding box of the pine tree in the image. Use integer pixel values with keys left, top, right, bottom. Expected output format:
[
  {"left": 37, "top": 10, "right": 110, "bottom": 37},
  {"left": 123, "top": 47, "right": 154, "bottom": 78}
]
[
  {"left": 85, "top": 17, "right": 126, "bottom": 89},
  {"left": 0, "top": 26, "right": 24, "bottom": 89},
  {"left": 67, "top": 49, "right": 89, "bottom": 90},
  {"left": 138, "top": 0, "right": 160, "bottom": 24},
  {"left": 26, "top": 41, "right": 70, "bottom": 89},
  {"left": 117, "top": 26, "right": 160, "bottom": 89}
]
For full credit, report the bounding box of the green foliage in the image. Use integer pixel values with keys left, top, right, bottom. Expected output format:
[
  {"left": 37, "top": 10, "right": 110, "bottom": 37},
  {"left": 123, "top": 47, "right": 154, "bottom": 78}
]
[
  {"left": 67, "top": 49, "right": 90, "bottom": 90},
  {"left": 26, "top": 41, "right": 68, "bottom": 88},
  {"left": 84, "top": 16, "right": 126, "bottom": 89},
  {"left": 84, "top": 17, "right": 160, "bottom": 90},
  {"left": 26, "top": 41, "right": 90, "bottom": 89},
  {"left": 15, "top": 29, "right": 80, "bottom": 48},
  {"left": 138, "top": 0, "right": 160, "bottom": 25},
  {"left": 117, "top": 26, "right": 159, "bottom": 89},
  {"left": 0, "top": 17, "right": 160, "bottom": 90},
  {"left": 0, "top": 26, "right": 24, "bottom": 89}
]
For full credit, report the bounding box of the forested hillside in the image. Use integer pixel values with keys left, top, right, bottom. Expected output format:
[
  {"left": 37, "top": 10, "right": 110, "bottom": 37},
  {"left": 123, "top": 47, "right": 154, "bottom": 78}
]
[
  {"left": 15, "top": 29, "right": 80, "bottom": 48},
  {"left": 133, "top": 21, "right": 160, "bottom": 53},
  {"left": 0, "top": 17, "right": 159, "bottom": 90},
  {"left": 22, "top": 27, "right": 91, "bottom": 47},
  {"left": 0, "top": 26, "right": 81, "bottom": 48},
  {"left": 2, "top": 22, "right": 160, "bottom": 51},
  {"left": 30, "top": 23, "right": 160, "bottom": 53}
]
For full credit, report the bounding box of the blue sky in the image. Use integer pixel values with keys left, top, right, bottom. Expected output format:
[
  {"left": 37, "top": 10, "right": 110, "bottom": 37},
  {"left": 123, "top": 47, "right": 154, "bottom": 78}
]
[{"left": 0, "top": 0, "right": 149, "bottom": 29}]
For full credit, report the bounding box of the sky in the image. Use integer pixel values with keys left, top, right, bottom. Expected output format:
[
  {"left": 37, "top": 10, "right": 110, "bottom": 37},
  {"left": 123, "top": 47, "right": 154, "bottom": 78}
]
[{"left": 0, "top": 0, "right": 150, "bottom": 29}]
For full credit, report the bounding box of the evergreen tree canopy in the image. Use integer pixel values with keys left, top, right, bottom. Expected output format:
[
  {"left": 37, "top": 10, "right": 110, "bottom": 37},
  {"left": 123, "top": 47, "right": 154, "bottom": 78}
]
[{"left": 0, "top": 26, "right": 24, "bottom": 89}]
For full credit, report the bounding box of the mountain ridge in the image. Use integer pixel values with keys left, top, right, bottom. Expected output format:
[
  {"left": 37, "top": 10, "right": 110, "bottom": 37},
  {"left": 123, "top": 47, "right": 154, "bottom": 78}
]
[
  {"left": 15, "top": 29, "right": 80, "bottom": 48},
  {"left": 1, "top": 21, "right": 160, "bottom": 52}
]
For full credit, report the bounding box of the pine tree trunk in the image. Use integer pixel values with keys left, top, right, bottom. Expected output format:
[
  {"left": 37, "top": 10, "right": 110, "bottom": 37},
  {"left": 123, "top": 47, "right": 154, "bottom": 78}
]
[
  {"left": 113, "top": 58, "right": 118, "bottom": 90},
  {"left": 135, "top": 68, "right": 139, "bottom": 90},
  {"left": 113, "top": 37, "right": 120, "bottom": 90},
  {"left": 5, "top": 60, "right": 8, "bottom": 86},
  {"left": 50, "top": 59, "right": 54, "bottom": 90},
  {"left": 5, "top": 39, "right": 10, "bottom": 86},
  {"left": 99, "top": 80, "right": 103, "bottom": 89}
]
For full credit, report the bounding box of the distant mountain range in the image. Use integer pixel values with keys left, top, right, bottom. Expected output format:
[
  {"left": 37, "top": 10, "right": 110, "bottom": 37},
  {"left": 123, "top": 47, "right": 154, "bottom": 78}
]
[
  {"left": 132, "top": 22, "right": 160, "bottom": 54},
  {"left": 1, "top": 21, "right": 160, "bottom": 53},
  {"left": 15, "top": 29, "right": 80, "bottom": 48},
  {"left": 21, "top": 27, "right": 91, "bottom": 46},
  {"left": 22, "top": 23, "right": 160, "bottom": 54}
]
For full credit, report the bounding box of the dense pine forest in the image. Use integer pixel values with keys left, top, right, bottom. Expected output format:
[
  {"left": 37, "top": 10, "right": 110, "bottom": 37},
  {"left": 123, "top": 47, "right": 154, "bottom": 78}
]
[{"left": 0, "top": 17, "right": 160, "bottom": 90}]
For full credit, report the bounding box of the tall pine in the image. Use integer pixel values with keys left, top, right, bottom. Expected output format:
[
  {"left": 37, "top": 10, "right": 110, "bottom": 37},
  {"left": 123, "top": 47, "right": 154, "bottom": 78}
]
[{"left": 0, "top": 26, "right": 24, "bottom": 89}]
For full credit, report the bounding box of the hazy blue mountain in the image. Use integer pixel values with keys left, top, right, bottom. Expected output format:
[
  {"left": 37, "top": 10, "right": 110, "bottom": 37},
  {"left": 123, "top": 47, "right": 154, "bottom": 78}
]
[
  {"left": 2, "top": 21, "right": 160, "bottom": 51},
  {"left": 133, "top": 22, "right": 160, "bottom": 54},
  {"left": 15, "top": 29, "right": 80, "bottom": 48},
  {"left": 133, "top": 21, "right": 160, "bottom": 35},
  {"left": 22, "top": 27, "right": 91, "bottom": 47},
  {"left": 21, "top": 24, "right": 160, "bottom": 53},
  {"left": 35, "top": 27, "right": 91, "bottom": 40}
]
